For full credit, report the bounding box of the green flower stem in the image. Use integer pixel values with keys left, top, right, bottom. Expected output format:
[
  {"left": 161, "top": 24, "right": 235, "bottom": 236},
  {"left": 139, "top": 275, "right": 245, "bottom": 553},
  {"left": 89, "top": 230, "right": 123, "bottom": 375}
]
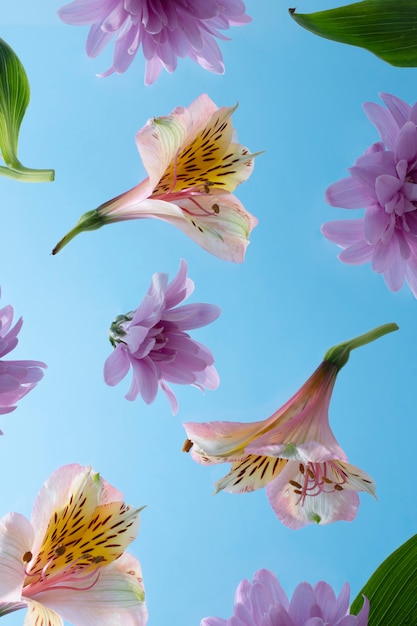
[
  {"left": 52, "top": 209, "right": 106, "bottom": 255},
  {"left": 324, "top": 323, "right": 399, "bottom": 370},
  {"left": 0, "top": 162, "right": 54, "bottom": 183}
]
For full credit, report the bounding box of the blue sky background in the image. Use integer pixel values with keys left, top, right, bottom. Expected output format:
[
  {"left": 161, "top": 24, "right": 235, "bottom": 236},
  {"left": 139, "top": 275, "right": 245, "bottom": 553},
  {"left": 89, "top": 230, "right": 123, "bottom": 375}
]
[{"left": 1, "top": 1, "right": 417, "bottom": 624}]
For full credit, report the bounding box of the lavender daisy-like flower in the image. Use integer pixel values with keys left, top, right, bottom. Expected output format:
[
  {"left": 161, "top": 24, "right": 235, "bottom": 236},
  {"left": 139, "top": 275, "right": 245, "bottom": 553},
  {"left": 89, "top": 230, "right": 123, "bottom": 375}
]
[
  {"left": 202, "top": 570, "right": 369, "bottom": 626},
  {"left": 104, "top": 260, "right": 220, "bottom": 414},
  {"left": 57, "top": 0, "right": 251, "bottom": 85},
  {"left": 322, "top": 93, "right": 417, "bottom": 297},
  {"left": 0, "top": 298, "right": 46, "bottom": 419}
]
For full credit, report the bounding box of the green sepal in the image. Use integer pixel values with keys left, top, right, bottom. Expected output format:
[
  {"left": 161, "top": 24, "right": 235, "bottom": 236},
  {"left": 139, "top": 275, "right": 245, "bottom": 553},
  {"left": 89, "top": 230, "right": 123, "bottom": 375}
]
[
  {"left": 289, "top": 0, "right": 417, "bottom": 67},
  {"left": 323, "top": 323, "right": 398, "bottom": 370},
  {"left": 350, "top": 534, "right": 417, "bottom": 624},
  {"left": 52, "top": 210, "right": 106, "bottom": 255},
  {"left": 0, "top": 38, "right": 54, "bottom": 182}
]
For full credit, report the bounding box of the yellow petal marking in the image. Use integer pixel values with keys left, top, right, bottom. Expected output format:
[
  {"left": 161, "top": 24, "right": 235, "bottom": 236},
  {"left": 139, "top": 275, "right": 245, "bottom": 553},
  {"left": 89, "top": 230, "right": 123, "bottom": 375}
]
[
  {"left": 152, "top": 106, "right": 253, "bottom": 195},
  {"left": 215, "top": 455, "right": 288, "bottom": 494},
  {"left": 25, "top": 487, "right": 139, "bottom": 584}
]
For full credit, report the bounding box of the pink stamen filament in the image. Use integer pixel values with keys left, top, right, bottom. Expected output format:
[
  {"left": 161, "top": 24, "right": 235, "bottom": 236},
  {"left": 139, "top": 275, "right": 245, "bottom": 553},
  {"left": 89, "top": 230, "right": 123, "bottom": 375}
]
[
  {"left": 295, "top": 462, "right": 347, "bottom": 506},
  {"left": 23, "top": 556, "right": 101, "bottom": 597}
]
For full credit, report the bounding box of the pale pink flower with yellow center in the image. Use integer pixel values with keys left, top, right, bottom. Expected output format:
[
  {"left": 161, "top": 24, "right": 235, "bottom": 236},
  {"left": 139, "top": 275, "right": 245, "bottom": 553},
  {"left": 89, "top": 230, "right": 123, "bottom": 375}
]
[
  {"left": 184, "top": 324, "right": 398, "bottom": 529},
  {"left": 0, "top": 464, "right": 147, "bottom": 625},
  {"left": 201, "top": 569, "right": 369, "bottom": 626},
  {"left": 57, "top": 0, "right": 250, "bottom": 85},
  {"left": 52, "top": 94, "right": 258, "bottom": 262},
  {"left": 0, "top": 297, "right": 46, "bottom": 419}
]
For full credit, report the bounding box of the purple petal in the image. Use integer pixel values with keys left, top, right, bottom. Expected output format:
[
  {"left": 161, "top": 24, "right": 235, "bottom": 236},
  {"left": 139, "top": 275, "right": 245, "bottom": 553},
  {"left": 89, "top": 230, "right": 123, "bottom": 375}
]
[
  {"left": 374, "top": 174, "right": 403, "bottom": 206},
  {"left": 321, "top": 219, "right": 364, "bottom": 246},
  {"left": 372, "top": 239, "right": 394, "bottom": 273},
  {"left": 103, "top": 344, "right": 130, "bottom": 386},
  {"left": 338, "top": 242, "right": 374, "bottom": 265},
  {"left": 379, "top": 93, "right": 411, "bottom": 128},
  {"left": 128, "top": 356, "right": 159, "bottom": 404},
  {"left": 163, "top": 303, "right": 221, "bottom": 329},
  {"left": 289, "top": 583, "right": 315, "bottom": 623},
  {"left": 58, "top": 0, "right": 116, "bottom": 24},
  {"left": 383, "top": 251, "right": 406, "bottom": 291},
  {"left": 165, "top": 259, "right": 194, "bottom": 309},
  {"left": 363, "top": 205, "right": 389, "bottom": 244},
  {"left": 395, "top": 120, "right": 417, "bottom": 162},
  {"left": 363, "top": 101, "right": 399, "bottom": 150},
  {"left": 159, "top": 380, "right": 179, "bottom": 415},
  {"left": 325, "top": 176, "right": 370, "bottom": 209}
]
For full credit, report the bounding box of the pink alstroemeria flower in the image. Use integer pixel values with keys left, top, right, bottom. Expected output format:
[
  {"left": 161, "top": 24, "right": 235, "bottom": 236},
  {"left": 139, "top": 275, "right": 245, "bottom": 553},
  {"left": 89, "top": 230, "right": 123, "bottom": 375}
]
[
  {"left": 0, "top": 297, "right": 46, "bottom": 419},
  {"left": 323, "top": 93, "right": 417, "bottom": 297},
  {"left": 0, "top": 464, "right": 147, "bottom": 626},
  {"left": 57, "top": 0, "right": 250, "bottom": 85},
  {"left": 184, "top": 324, "right": 398, "bottom": 529},
  {"left": 104, "top": 259, "right": 220, "bottom": 415},
  {"left": 201, "top": 569, "right": 369, "bottom": 626},
  {"left": 52, "top": 94, "right": 258, "bottom": 262}
]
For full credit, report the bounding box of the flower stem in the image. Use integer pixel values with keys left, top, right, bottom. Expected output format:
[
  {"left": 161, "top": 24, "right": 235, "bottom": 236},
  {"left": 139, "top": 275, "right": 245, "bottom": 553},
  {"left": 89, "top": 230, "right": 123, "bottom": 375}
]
[
  {"left": 0, "top": 163, "right": 54, "bottom": 183},
  {"left": 324, "top": 323, "right": 399, "bottom": 369},
  {"left": 52, "top": 209, "right": 105, "bottom": 255}
]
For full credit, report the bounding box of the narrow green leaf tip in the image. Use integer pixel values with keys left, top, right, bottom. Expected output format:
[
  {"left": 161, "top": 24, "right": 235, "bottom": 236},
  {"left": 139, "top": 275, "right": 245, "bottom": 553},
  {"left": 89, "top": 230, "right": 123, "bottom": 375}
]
[{"left": 289, "top": 0, "right": 417, "bottom": 68}]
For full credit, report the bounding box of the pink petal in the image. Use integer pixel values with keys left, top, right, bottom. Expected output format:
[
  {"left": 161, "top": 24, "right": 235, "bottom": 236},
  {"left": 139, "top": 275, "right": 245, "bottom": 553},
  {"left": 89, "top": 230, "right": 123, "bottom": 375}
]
[
  {"left": 184, "top": 419, "right": 266, "bottom": 460},
  {"left": 266, "top": 463, "right": 360, "bottom": 529}
]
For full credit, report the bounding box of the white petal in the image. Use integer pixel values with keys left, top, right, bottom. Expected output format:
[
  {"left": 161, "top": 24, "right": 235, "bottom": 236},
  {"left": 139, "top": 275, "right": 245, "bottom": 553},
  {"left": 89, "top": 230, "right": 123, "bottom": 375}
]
[
  {"left": 23, "top": 599, "right": 63, "bottom": 626},
  {"left": 35, "top": 553, "right": 147, "bottom": 626},
  {"left": 0, "top": 512, "right": 32, "bottom": 602}
]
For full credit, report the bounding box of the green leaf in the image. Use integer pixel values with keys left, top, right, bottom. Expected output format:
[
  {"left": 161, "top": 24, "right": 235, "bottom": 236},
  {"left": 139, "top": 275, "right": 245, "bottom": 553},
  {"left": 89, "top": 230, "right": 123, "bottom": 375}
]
[
  {"left": 350, "top": 534, "right": 417, "bottom": 625},
  {"left": 289, "top": 0, "right": 417, "bottom": 67},
  {"left": 0, "top": 38, "right": 54, "bottom": 182}
]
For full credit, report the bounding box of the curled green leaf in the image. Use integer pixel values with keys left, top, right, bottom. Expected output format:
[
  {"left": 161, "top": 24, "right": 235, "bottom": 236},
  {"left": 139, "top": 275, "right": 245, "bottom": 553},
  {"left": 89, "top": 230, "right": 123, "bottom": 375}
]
[
  {"left": 289, "top": 0, "right": 417, "bottom": 67},
  {"left": 0, "top": 38, "right": 54, "bottom": 182},
  {"left": 351, "top": 534, "right": 417, "bottom": 624}
]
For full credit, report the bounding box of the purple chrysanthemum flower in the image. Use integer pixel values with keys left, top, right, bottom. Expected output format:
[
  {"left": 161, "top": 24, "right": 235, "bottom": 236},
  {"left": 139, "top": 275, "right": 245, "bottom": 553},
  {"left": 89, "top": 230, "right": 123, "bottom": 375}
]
[
  {"left": 201, "top": 569, "right": 369, "bottom": 626},
  {"left": 322, "top": 93, "right": 417, "bottom": 297},
  {"left": 57, "top": 0, "right": 251, "bottom": 85},
  {"left": 104, "top": 260, "right": 220, "bottom": 414},
  {"left": 0, "top": 299, "right": 46, "bottom": 419}
]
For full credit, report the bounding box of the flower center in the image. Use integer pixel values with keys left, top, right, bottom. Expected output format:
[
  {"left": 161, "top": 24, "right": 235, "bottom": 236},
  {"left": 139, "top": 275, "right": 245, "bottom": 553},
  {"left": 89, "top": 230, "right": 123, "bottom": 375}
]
[{"left": 289, "top": 462, "right": 347, "bottom": 505}]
